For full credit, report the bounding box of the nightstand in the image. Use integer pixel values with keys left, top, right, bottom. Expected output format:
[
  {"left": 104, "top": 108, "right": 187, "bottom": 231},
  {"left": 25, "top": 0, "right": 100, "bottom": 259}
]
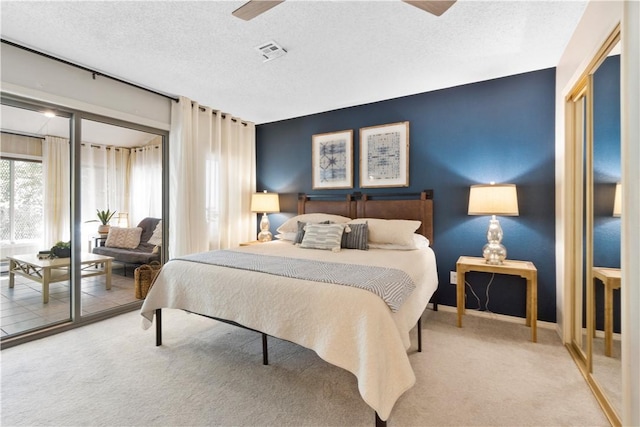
[
  {"left": 456, "top": 256, "right": 538, "bottom": 342},
  {"left": 239, "top": 240, "right": 262, "bottom": 246},
  {"left": 592, "top": 267, "right": 621, "bottom": 357}
]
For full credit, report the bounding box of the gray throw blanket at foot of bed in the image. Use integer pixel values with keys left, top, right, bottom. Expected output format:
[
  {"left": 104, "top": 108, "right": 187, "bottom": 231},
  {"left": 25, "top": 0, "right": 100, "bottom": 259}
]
[{"left": 177, "top": 250, "right": 415, "bottom": 312}]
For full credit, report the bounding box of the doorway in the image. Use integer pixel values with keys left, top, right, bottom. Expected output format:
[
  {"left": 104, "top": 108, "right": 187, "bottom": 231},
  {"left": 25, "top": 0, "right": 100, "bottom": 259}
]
[{"left": 0, "top": 98, "right": 167, "bottom": 344}]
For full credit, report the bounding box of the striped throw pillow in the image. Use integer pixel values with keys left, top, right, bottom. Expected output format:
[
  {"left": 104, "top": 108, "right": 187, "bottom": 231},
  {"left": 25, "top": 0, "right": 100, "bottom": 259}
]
[
  {"left": 341, "top": 222, "right": 369, "bottom": 250},
  {"left": 294, "top": 220, "right": 330, "bottom": 244},
  {"left": 299, "top": 223, "right": 346, "bottom": 252}
]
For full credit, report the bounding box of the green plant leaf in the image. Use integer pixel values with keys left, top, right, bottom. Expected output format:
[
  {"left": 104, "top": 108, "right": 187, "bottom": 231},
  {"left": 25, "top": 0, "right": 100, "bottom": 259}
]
[{"left": 95, "top": 209, "right": 116, "bottom": 225}]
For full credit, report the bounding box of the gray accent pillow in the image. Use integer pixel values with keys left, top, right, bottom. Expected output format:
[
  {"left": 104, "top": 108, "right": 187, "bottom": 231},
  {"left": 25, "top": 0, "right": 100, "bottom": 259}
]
[
  {"left": 341, "top": 222, "right": 369, "bottom": 250},
  {"left": 294, "top": 220, "right": 330, "bottom": 244}
]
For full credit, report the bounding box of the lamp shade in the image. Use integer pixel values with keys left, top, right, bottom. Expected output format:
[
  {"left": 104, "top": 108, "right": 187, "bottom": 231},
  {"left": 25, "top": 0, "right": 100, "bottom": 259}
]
[
  {"left": 117, "top": 212, "right": 129, "bottom": 228},
  {"left": 468, "top": 183, "right": 519, "bottom": 216},
  {"left": 251, "top": 191, "right": 280, "bottom": 213},
  {"left": 613, "top": 182, "right": 621, "bottom": 217}
]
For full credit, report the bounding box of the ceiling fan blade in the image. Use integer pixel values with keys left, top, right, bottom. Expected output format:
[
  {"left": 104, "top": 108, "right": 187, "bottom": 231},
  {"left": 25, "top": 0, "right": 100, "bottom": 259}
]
[
  {"left": 402, "top": 0, "right": 457, "bottom": 16},
  {"left": 232, "top": 0, "right": 285, "bottom": 21}
]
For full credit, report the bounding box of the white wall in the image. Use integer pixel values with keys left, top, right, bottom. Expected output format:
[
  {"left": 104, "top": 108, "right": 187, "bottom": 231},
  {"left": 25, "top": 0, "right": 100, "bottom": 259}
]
[
  {"left": 1, "top": 43, "right": 171, "bottom": 130},
  {"left": 621, "top": 3, "right": 640, "bottom": 424},
  {"left": 555, "top": 1, "right": 640, "bottom": 424}
]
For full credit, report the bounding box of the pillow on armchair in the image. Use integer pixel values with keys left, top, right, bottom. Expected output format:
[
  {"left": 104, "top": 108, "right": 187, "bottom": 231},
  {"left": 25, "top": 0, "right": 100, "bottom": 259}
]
[
  {"left": 105, "top": 227, "right": 143, "bottom": 249},
  {"left": 147, "top": 220, "right": 162, "bottom": 246}
]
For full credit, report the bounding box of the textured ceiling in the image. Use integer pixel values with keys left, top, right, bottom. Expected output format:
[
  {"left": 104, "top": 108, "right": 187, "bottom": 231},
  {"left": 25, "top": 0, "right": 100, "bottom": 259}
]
[{"left": 0, "top": 0, "right": 587, "bottom": 125}]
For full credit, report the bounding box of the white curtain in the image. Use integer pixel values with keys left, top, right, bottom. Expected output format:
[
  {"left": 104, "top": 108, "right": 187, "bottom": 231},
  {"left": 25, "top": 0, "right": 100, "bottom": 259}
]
[
  {"left": 170, "top": 96, "right": 256, "bottom": 258},
  {"left": 208, "top": 110, "right": 256, "bottom": 250},
  {"left": 81, "top": 144, "right": 107, "bottom": 219},
  {"left": 80, "top": 144, "right": 130, "bottom": 240},
  {"left": 129, "top": 139, "right": 162, "bottom": 226},
  {"left": 42, "top": 136, "right": 70, "bottom": 248},
  {"left": 109, "top": 146, "right": 131, "bottom": 219}
]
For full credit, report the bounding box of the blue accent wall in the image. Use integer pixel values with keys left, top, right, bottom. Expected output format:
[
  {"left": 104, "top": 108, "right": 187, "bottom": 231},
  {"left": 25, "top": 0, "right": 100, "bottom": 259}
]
[{"left": 257, "top": 68, "right": 557, "bottom": 322}]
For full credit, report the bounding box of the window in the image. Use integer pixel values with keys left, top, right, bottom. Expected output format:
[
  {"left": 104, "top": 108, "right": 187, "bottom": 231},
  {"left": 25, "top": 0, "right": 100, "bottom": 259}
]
[{"left": 0, "top": 158, "right": 43, "bottom": 243}]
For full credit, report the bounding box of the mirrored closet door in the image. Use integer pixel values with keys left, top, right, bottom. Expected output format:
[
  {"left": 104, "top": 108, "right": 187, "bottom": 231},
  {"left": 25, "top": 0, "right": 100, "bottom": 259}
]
[
  {"left": 590, "top": 37, "right": 621, "bottom": 419},
  {"left": 567, "top": 27, "right": 621, "bottom": 426}
]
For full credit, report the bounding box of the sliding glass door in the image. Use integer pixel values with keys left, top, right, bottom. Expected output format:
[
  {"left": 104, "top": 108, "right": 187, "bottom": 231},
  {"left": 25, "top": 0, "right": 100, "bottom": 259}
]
[
  {"left": 79, "top": 118, "right": 163, "bottom": 317},
  {"left": 1, "top": 103, "right": 72, "bottom": 336},
  {"left": 1, "top": 97, "right": 167, "bottom": 344}
]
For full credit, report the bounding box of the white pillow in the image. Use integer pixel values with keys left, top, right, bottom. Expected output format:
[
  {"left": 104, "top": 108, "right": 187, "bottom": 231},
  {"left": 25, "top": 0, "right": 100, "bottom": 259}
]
[
  {"left": 299, "top": 223, "right": 347, "bottom": 252},
  {"left": 105, "top": 227, "right": 143, "bottom": 249},
  {"left": 147, "top": 220, "right": 162, "bottom": 246},
  {"left": 275, "top": 232, "right": 297, "bottom": 241},
  {"left": 369, "top": 234, "right": 430, "bottom": 250},
  {"left": 277, "top": 213, "right": 351, "bottom": 234},
  {"left": 349, "top": 218, "right": 421, "bottom": 246}
]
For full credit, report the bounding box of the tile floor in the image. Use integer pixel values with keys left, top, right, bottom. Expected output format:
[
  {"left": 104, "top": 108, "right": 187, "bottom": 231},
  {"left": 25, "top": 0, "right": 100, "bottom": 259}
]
[{"left": 0, "top": 263, "right": 139, "bottom": 337}]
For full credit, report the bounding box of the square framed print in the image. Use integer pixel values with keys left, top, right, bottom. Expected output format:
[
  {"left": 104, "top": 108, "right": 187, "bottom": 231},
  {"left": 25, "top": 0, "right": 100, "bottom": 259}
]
[
  {"left": 312, "top": 129, "right": 353, "bottom": 189},
  {"left": 359, "top": 121, "right": 409, "bottom": 188}
]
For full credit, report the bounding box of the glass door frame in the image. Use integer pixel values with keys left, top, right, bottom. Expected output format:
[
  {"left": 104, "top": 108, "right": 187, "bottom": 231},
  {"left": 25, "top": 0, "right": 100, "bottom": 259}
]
[{"left": 1, "top": 94, "right": 169, "bottom": 348}]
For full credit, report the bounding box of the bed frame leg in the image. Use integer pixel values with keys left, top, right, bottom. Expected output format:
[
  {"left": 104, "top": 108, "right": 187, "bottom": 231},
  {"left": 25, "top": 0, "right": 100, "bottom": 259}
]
[
  {"left": 375, "top": 412, "right": 386, "bottom": 427},
  {"left": 429, "top": 293, "right": 438, "bottom": 311},
  {"left": 155, "top": 308, "right": 162, "bottom": 346},
  {"left": 262, "top": 333, "right": 269, "bottom": 365},
  {"left": 417, "top": 316, "right": 422, "bottom": 353}
]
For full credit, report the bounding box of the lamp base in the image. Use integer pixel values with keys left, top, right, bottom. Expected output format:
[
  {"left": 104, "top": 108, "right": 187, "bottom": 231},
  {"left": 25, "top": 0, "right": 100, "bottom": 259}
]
[
  {"left": 257, "top": 213, "right": 273, "bottom": 242},
  {"left": 257, "top": 230, "right": 273, "bottom": 242},
  {"left": 482, "top": 215, "right": 507, "bottom": 265},
  {"left": 483, "top": 242, "right": 507, "bottom": 265}
]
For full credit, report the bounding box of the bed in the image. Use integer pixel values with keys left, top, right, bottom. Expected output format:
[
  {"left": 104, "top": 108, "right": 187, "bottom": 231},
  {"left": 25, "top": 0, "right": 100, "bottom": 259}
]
[{"left": 140, "top": 191, "right": 438, "bottom": 426}]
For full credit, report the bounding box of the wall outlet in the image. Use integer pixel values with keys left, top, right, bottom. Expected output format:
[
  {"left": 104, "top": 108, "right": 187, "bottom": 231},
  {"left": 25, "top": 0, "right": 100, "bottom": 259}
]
[{"left": 450, "top": 271, "right": 457, "bottom": 285}]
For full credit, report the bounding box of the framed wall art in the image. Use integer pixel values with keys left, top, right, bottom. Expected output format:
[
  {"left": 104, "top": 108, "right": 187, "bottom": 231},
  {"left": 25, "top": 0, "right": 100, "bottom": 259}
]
[
  {"left": 359, "top": 121, "right": 409, "bottom": 188},
  {"left": 312, "top": 129, "right": 353, "bottom": 189}
]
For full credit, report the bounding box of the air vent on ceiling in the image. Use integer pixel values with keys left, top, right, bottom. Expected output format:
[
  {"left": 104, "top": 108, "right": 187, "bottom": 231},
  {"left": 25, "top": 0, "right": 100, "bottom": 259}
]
[{"left": 255, "top": 40, "right": 287, "bottom": 62}]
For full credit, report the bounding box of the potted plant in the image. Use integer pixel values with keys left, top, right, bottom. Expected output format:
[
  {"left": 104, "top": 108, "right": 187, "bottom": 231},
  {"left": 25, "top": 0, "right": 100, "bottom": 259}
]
[
  {"left": 88, "top": 209, "right": 117, "bottom": 235},
  {"left": 50, "top": 241, "right": 71, "bottom": 258}
]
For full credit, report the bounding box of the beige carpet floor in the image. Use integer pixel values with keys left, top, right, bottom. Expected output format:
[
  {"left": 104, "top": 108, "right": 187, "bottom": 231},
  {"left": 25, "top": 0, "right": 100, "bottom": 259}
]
[{"left": 0, "top": 308, "right": 608, "bottom": 426}]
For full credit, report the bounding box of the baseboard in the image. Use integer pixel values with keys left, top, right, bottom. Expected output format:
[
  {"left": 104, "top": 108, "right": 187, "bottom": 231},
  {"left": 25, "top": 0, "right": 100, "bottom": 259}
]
[{"left": 436, "top": 304, "right": 557, "bottom": 330}]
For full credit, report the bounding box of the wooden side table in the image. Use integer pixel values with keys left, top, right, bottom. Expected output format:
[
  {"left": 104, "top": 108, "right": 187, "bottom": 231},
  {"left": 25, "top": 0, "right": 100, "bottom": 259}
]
[
  {"left": 88, "top": 235, "right": 107, "bottom": 252},
  {"left": 592, "top": 267, "right": 621, "bottom": 357},
  {"left": 456, "top": 256, "right": 538, "bottom": 342},
  {"left": 239, "top": 241, "right": 262, "bottom": 246}
]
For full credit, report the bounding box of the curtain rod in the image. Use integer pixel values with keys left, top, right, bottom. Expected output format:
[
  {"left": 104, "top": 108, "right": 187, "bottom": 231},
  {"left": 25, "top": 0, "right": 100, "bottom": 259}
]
[
  {"left": 1, "top": 129, "right": 45, "bottom": 140},
  {"left": 3, "top": 39, "right": 250, "bottom": 127},
  {"left": 2, "top": 39, "right": 179, "bottom": 102},
  {"left": 196, "top": 105, "right": 248, "bottom": 127}
]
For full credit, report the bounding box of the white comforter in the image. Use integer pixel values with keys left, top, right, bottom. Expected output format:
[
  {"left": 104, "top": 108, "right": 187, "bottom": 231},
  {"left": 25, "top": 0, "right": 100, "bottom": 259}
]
[{"left": 140, "top": 240, "right": 438, "bottom": 421}]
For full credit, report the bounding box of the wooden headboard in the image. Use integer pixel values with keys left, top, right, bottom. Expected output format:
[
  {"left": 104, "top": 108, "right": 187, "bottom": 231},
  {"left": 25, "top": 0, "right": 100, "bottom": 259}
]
[
  {"left": 298, "top": 190, "right": 434, "bottom": 244},
  {"left": 297, "top": 193, "right": 357, "bottom": 218}
]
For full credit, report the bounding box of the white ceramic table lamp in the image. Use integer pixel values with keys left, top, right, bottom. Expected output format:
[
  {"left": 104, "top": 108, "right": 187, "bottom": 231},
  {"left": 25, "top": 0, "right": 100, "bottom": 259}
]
[
  {"left": 251, "top": 191, "right": 280, "bottom": 242},
  {"left": 468, "top": 183, "right": 519, "bottom": 265}
]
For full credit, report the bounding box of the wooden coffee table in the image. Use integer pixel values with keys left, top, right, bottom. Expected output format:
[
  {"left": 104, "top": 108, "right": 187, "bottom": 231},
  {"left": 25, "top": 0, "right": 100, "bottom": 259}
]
[{"left": 7, "top": 253, "right": 113, "bottom": 303}]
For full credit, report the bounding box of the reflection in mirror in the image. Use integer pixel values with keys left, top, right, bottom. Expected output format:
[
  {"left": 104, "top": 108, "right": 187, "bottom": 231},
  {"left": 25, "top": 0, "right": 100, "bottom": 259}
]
[
  {"left": 0, "top": 104, "right": 72, "bottom": 336},
  {"left": 80, "top": 119, "right": 163, "bottom": 316},
  {"left": 591, "top": 43, "right": 621, "bottom": 416}
]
